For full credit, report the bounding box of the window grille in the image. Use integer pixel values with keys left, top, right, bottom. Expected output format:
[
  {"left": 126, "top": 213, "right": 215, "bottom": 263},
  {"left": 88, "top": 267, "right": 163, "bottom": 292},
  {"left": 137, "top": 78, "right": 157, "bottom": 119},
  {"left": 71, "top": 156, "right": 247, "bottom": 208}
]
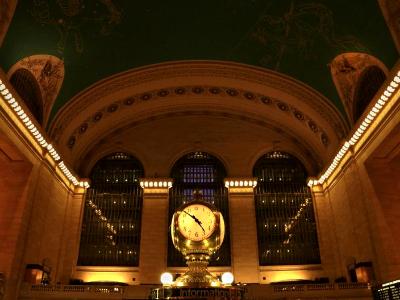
[
  {"left": 78, "top": 153, "right": 144, "bottom": 266},
  {"left": 168, "top": 152, "right": 231, "bottom": 267},
  {"left": 253, "top": 152, "right": 320, "bottom": 265},
  {"left": 373, "top": 280, "right": 400, "bottom": 300}
]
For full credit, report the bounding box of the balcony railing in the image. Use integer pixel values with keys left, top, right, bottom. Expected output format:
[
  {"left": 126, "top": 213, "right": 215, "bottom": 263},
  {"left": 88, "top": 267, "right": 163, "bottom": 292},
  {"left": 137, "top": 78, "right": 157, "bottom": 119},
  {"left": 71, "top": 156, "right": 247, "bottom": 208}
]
[{"left": 20, "top": 282, "right": 371, "bottom": 299}]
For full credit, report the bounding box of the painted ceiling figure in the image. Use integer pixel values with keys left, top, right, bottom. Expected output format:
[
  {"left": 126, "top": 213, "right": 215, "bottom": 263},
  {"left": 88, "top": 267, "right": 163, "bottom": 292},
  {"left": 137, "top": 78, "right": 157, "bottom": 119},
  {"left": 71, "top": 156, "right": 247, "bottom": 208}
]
[
  {"left": 30, "top": 0, "right": 121, "bottom": 54},
  {"left": 243, "top": 1, "right": 366, "bottom": 70}
]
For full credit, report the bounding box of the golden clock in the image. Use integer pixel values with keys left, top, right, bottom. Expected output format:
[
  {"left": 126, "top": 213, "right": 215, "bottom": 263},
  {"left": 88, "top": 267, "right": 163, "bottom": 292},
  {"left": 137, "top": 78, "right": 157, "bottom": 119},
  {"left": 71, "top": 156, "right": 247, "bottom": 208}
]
[
  {"left": 171, "top": 199, "right": 225, "bottom": 256},
  {"left": 177, "top": 203, "right": 216, "bottom": 241},
  {"left": 170, "top": 197, "right": 225, "bottom": 287}
]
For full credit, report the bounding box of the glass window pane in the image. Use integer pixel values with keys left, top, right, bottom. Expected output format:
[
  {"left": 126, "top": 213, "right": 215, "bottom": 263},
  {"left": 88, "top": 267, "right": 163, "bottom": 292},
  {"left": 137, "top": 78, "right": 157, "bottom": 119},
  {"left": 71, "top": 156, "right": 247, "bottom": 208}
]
[
  {"left": 253, "top": 151, "right": 320, "bottom": 265},
  {"left": 78, "top": 153, "right": 144, "bottom": 266}
]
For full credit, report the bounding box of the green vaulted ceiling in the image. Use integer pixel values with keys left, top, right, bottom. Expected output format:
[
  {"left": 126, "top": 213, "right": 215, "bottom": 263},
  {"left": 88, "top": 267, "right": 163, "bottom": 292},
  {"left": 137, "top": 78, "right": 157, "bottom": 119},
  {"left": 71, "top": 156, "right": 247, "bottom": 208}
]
[{"left": 0, "top": 0, "right": 398, "bottom": 119}]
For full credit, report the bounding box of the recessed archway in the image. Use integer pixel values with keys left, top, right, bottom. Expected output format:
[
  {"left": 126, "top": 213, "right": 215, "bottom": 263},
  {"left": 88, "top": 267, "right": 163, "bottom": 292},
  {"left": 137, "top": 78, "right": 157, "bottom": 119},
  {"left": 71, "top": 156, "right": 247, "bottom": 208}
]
[{"left": 49, "top": 61, "right": 348, "bottom": 175}]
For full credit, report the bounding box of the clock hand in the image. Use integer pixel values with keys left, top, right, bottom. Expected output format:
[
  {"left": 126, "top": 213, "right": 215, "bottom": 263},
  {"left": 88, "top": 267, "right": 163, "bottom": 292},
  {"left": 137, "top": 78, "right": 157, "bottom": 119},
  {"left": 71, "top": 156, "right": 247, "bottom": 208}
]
[
  {"left": 193, "top": 216, "right": 206, "bottom": 234},
  {"left": 182, "top": 210, "right": 195, "bottom": 219},
  {"left": 183, "top": 210, "right": 206, "bottom": 234},
  {"left": 183, "top": 211, "right": 201, "bottom": 224}
]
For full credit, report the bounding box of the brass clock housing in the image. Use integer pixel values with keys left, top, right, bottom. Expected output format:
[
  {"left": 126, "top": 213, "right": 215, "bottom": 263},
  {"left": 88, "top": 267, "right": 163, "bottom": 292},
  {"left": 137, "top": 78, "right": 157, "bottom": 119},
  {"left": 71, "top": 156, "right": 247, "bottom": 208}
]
[{"left": 171, "top": 200, "right": 225, "bottom": 257}]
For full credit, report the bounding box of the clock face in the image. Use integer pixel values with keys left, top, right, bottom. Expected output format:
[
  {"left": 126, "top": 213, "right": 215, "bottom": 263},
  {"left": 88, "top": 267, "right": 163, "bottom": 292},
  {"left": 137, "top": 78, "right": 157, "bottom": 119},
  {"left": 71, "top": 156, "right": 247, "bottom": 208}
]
[{"left": 177, "top": 203, "right": 216, "bottom": 241}]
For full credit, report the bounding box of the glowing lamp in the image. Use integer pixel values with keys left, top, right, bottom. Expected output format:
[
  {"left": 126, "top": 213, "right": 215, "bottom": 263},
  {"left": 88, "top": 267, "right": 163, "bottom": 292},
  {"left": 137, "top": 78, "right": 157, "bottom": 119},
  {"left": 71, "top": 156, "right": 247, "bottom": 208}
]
[
  {"left": 160, "top": 272, "right": 173, "bottom": 286},
  {"left": 221, "top": 272, "right": 234, "bottom": 285},
  {"left": 211, "top": 280, "right": 219, "bottom": 287}
]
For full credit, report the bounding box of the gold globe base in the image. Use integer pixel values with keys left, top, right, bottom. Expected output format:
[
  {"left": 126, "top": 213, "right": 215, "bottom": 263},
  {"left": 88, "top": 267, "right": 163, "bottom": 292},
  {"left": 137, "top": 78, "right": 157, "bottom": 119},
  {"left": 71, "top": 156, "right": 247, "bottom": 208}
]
[{"left": 174, "top": 253, "right": 221, "bottom": 288}]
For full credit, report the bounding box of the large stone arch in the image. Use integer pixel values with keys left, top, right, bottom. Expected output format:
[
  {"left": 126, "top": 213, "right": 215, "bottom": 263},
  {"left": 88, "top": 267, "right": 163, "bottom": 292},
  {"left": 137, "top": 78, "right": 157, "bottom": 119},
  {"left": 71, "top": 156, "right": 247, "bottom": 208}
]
[
  {"left": 8, "top": 55, "right": 65, "bottom": 128},
  {"left": 49, "top": 61, "right": 348, "bottom": 176},
  {"left": 330, "top": 52, "right": 389, "bottom": 124}
]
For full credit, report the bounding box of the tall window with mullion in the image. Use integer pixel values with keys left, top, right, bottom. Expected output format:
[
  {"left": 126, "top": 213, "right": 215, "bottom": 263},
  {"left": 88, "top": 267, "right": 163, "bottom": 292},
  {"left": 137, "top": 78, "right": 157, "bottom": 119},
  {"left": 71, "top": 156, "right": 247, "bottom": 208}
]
[
  {"left": 253, "top": 151, "right": 320, "bottom": 265},
  {"left": 168, "top": 152, "right": 231, "bottom": 267},
  {"left": 78, "top": 152, "right": 144, "bottom": 266}
]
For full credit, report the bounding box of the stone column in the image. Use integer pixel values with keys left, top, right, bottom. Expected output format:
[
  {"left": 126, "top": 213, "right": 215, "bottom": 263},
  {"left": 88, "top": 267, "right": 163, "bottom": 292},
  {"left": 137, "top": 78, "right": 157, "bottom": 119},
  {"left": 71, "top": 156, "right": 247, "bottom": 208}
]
[
  {"left": 225, "top": 178, "right": 259, "bottom": 283},
  {"left": 310, "top": 184, "right": 341, "bottom": 281},
  {"left": 57, "top": 184, "right": 87, "bottom": 283},
  {"left": 138, "top": 179, "right": 172, "bottom": 284}
]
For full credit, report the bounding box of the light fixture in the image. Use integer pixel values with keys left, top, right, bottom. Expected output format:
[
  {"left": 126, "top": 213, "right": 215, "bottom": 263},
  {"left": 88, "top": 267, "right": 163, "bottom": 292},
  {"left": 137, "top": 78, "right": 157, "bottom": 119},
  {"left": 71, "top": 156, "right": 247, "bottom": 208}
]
[
  {"left": 221, "top": 272, "right": 234, "bottom": 285},
  {"left": 224, "top": 178, "right": 257, "bottom": 188},
  {"left": 139, "top": 179, "right": 173, "bottom": 189},
  {"left": 160, "top": 272, "right": 173, "bottom": 286}
]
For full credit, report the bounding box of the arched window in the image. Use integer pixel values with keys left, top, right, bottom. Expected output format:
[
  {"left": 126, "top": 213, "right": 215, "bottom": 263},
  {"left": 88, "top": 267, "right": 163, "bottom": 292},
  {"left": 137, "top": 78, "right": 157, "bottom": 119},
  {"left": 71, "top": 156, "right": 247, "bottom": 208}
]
[
  {"left": 78, "top": 153, "right": 144, "bottom": 266},
  {"left": 253, "top": 151, "right": 320, "bottom": 265},
  {"left": 9, "top": 69, "right": 43, "bottom": 125},
  {"left": 353, "top": 66, "right": 386, "bottom": 122},
  {"left": 168, "top": 152, "right": 231, "bottom": 267}
]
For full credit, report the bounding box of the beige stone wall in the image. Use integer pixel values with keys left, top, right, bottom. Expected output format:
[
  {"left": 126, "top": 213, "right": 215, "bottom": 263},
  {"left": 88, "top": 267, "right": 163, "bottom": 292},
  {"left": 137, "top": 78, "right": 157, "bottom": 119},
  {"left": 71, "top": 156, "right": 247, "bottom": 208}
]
[
  {"left": 73, "top": 266, "right": 140, "bottom": 284},
  {"left": 228, "top": 189, "right": 259, "bottom": 283},
  {"left": 56, "top": 189, "right": 85, "bottom": 283},
  {"left": 315, "top": 160, "right": 376, "bottom": 281},
  {"left": 0, "top": 153, "right": 83, "bottom": 298},
  {"left": 312, "top": 187, "right": 341, "bottom": 280},
  {"left": 0, "top": 133, "right": 83, "bottom": 299},
  {"left": 362, "top": 125, "right": 400, "bottom": 281},
  {"left": 22, "top": 164, "right": 72, "bottom": 278},
  {"left": 313, "top": 154, "right": 400, "bottom": 283},
  {"left": 0, "top": 80, "right": 86, "bottom": 299},
  {"left": 0, "top": 130, "right": 33, "bottom": 300},
  {"left": 138, "top": 189, "right": 169, "bottom": 284},
  {"left": 311, "top": 89, "right": 400, "bottom": 283},
  {"left": 259, "top": 265, "right": 326, "bottom": 284}
]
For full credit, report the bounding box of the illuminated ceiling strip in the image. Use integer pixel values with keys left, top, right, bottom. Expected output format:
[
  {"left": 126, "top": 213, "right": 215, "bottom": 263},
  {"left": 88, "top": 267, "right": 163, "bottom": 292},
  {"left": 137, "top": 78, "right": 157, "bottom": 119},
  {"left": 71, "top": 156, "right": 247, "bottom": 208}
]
[
  {"left": 308, "top": 71, "right": 400, "bottom": 187},
  {"left": 0, "top": 79, "right": 89, "bottom": 188}
]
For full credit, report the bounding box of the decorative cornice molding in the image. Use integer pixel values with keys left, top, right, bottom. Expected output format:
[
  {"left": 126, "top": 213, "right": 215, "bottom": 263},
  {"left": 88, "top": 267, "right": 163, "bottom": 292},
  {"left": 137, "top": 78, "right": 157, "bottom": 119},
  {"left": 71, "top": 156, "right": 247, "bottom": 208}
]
[
  {"left": 63, "top": 85, "right": 332, "bottom": 150},
  {"left": 49, "top": 61, "right": 348, "bottom": 143}
]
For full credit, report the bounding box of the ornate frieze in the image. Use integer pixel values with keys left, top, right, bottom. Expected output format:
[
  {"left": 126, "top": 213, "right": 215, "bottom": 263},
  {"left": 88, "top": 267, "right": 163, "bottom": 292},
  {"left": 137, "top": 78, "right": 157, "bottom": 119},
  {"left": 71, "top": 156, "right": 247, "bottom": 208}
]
[{"left": 65, "top": 85, "right": 330, "bottom": 149}]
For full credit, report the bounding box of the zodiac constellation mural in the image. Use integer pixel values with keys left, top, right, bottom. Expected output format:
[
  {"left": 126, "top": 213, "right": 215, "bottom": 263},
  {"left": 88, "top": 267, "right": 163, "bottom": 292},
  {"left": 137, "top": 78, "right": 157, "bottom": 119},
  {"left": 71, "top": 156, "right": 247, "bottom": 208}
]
[
  {"left": 232, "top": 0, "right": 367, "bottom": 71},
  {"left": 30, "top": 0, "right": 121, "bottom": 54}
]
